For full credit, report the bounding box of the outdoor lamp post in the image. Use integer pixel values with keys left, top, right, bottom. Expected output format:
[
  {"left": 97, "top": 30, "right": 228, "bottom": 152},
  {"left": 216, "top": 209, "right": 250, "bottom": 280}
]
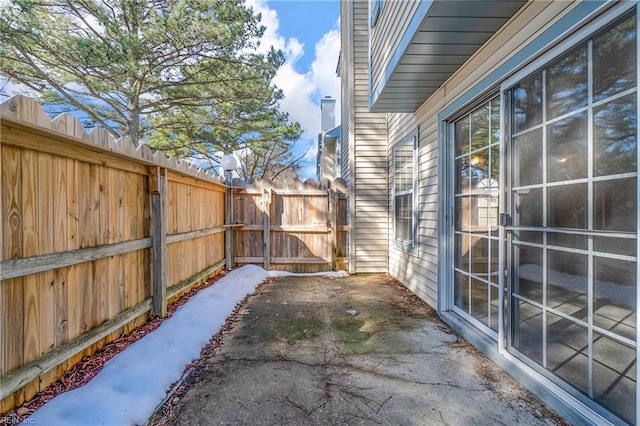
[{"left": 221, "top": 155, "right": 237, "bottom": 270}]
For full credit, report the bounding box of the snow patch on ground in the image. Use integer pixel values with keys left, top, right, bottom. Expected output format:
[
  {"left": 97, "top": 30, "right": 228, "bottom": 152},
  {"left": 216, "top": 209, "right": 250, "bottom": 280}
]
[{"left": 27, "top": 266, "right": 347, "bottom": 425}]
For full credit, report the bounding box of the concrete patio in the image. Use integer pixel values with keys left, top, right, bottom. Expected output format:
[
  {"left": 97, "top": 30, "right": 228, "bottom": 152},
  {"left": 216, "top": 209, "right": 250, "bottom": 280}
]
[{"left": 148, "top": 274, "right": 568, "bottom": 425}]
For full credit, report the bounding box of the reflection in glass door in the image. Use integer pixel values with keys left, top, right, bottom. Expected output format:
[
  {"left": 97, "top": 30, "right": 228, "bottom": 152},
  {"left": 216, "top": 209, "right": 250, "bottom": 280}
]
[
  {"left": 453, "top": 96, "right": 501, "bottom": 336},
  {"left": 506, "top": 12, "right": 637, "bottom": 424}
]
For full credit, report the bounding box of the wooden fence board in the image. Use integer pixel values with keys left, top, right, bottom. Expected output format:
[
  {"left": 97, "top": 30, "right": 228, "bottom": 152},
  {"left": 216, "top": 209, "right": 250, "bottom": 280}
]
[
  {"left": 65, "top": 264, "right": 80, "bottom": 342},
  {"left": 38, "top": 271, "right": 57, "bottom": 392},
  {"left": 53, "top": 267, "right": 68, "bottom": 351},
  {"left": 1, "top": 277, "right": 24, "bottom": 376},
  {"left": 66, "top": 160, "right": 79, "bottom": 251},
  {"left": 21, "top": 149, "right": 39, "bottom": 392},
  {"left": 2, "top": 146, "right": 22, "bottom": 261},
  {"left": 122, "top": 250, "right": 132, "bottom": 311},
  {"left": 98, "top": 165, "right": 109, "bottom": 246},
  {"left": 21, "top": 149, "right": 37, "bottom": 258},
  {"left": 107, "top": 167, "right": 117, "bottom": 244},
  {"left": 23, "top": 273, "right": 39, "bottom": 367},
  {"left": 53, "top": 158, "right": 69, "bottom": 252},
  {"left": 37, "top": 153, "right": 54, "bottom": 255}
]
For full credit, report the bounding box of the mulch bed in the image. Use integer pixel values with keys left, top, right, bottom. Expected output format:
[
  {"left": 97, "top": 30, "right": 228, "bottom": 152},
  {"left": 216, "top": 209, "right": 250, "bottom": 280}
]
[{"left": 0, "top": 269, "right": 264, "bottom": 425}]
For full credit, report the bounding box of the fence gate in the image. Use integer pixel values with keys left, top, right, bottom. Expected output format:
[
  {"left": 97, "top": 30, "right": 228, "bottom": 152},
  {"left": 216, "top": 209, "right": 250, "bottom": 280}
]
[{"left": 232, "top": 178, "right": 348, "bottom": 272}]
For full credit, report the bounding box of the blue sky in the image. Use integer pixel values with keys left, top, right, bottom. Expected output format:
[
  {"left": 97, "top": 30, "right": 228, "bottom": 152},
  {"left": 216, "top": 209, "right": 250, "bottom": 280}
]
[
  {"left": 249, "top": 0, "right": 341, "bottom": 179},
  {"left": 269, "top": 1, "right": 340, "bottom": 74}
]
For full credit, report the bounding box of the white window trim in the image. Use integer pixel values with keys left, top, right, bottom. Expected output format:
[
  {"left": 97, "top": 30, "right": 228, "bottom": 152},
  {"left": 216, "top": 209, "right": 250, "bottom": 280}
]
[{"left": 392, "top": 130, "right": 418, "bottom": 254}]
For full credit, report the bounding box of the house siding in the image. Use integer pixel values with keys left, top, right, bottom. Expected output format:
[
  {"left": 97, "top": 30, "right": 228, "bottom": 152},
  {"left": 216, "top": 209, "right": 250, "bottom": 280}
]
[
  {"left": 370, "top": 0, "right": 421, "bottom": 95},
  {"left": 355, "top": 0, "right": 639, "bottom": 423},
  {"left": 340, "top": 0, "right": 352, "bottom": 185},
  {"left": 348, "top": 0, "right": 389, "bottom": 274},
  {"left": 387, "top": 94, "right": 443, "bottom": 308}
]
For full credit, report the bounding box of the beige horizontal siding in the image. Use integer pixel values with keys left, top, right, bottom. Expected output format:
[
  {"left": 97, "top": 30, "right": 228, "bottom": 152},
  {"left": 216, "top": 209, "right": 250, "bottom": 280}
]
[
  {"left": 340, "top": 0, "right": 352, "bottom": 186},
  {"left": 349, "top": 0, "right": 388, "bottom": 273},
  {"left": 370, "top": 0, "right": 421, "bottom": 95},
  {"left": 387, "top": 90, "right": 443, "bottom": 309},
  {"left": 389, "top": 255, "right": 438, "bottom": 307}
]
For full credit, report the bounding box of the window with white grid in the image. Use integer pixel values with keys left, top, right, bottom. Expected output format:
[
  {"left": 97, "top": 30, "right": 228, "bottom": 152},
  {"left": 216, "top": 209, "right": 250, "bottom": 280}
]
[{"left": 393, "top": 133, "right": 417, "bottom": 251}]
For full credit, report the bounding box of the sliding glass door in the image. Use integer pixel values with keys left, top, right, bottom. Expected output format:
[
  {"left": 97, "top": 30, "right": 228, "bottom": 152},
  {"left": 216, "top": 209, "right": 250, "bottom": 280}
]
[
  {"left": 504, "top": 11, "right": 637, "bottom": 424},
  {"left": 449, "top": 8, "right": 638, "bottom": 424}
]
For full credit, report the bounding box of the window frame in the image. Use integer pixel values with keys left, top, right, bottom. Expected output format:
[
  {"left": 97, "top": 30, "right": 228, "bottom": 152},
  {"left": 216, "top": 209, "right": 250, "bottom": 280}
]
[
  {"left": 448, "top": 94, "right": 503, "bottom": 340},
  {"left": 392, "top": 130, "right": 418, "bottom": 253}
]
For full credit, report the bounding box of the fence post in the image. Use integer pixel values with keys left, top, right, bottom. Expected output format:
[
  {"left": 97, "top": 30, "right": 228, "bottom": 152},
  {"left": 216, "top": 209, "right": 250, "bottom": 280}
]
[
  {"left": 150, "top": 166, "right": 167, "bottom": 317},
  {"left": 225, "top": 175, "right": 233, "bottom": 270},
  {"left": 329, "top": 187, "right": 338, "bottom": 271},
  {"left": 263, "top": 186, "right": 271, "bottom": 270}
]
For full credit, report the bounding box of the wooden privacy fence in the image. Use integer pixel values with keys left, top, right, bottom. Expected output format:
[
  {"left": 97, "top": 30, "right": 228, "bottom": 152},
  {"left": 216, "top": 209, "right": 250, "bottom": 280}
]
[
  {"left": 0, "top": 95, "right": 351, "bottom": 413},
  {"left": 0, "top": 96, "right": 226, "bottom": 411},
  {"left": 232, "top": 178, "right": 349, "bottom": 272}
]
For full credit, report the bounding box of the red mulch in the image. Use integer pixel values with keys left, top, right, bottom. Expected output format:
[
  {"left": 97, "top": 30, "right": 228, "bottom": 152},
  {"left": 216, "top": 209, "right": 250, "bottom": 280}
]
[{"left": 0, "top": 269, "right": 232, "bottom": 425}]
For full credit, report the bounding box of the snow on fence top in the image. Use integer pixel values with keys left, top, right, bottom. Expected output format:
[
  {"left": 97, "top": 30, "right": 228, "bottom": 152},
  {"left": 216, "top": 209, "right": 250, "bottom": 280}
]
[{"left": 0, "top": 95, "right": 225, "bottom": 185}]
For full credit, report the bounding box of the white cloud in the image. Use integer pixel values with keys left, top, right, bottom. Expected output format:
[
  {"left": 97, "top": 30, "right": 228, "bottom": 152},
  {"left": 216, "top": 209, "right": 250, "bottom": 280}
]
[
  {"left": 246, "top": 0, "right": 341, "bottom": 179},
  {"left": 310, "top": 28, "right": 342, "bottom": 120},
  {"left": 0, "top": 76, "right": 38, "bottom": 100},
  {"left": 274, "top": 26, "right": 341, "bottom": 141}
]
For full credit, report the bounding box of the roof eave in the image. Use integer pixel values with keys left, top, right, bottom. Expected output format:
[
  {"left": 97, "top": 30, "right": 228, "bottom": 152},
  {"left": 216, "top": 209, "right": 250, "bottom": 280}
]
[{"left": 369, "top": 0, "right": 527, "bottom": 113}]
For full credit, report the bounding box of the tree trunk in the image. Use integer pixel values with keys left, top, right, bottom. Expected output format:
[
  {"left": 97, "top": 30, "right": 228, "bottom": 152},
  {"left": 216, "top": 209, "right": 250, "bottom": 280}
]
[{"left": 129, "top": 105, "right": 140, "bottom": 147}]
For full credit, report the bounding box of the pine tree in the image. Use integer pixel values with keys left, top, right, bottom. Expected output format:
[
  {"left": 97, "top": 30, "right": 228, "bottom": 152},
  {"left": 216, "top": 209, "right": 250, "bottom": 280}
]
[{"left": 0, "top": 0, "right": 302, "bottom": 176}]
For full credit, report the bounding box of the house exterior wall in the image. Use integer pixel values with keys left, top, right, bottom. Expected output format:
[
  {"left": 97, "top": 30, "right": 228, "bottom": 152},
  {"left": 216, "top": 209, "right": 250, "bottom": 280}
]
[
  {"left": 318, "top": 97, "right": 338, "bottom": 181},
  {"left": 365, "top": 0, "right": 639, "bottom": 424},
  {"left": 385, "top": 0, "right": 576, "bottom": 316},
  {"left": 342, "top": 0, "right": 389, "bottom": 273},
  {"left": 318, "top": 140, "right": 336, "bottom": 181},
  {"left": 387, "top": 104, "right": 442, "bottom": 308},
  {"left": 339, "top": 0, "right": 351, "bottom": 186}
]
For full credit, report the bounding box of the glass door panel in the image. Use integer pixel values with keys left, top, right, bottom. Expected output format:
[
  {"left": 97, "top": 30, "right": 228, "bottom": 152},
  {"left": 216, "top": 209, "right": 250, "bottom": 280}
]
[
  {"left": 453, "top": 96, "right": 501, "bottom": 336},
  {"left": 506, "top": 11, "right": 638, "bottom": 425}
]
